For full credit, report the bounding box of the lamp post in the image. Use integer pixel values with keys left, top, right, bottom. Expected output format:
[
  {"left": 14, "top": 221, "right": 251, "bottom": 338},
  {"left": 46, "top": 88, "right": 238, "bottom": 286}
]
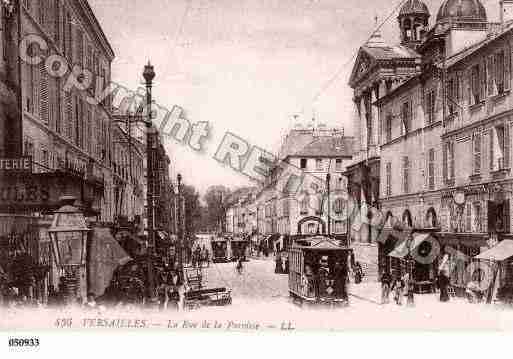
[
  {"left": 143, "top": 61, "right": 156, "bottom": 299},
  {"left": 48, "top": 196, "right": 90, "bottom": 305},
  {"left": 177, "top": 173, "right": 183, "bottom": 275}
]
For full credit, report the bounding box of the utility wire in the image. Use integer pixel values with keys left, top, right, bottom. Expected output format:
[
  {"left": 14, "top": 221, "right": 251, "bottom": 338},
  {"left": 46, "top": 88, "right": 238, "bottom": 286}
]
[{"left": 304, "top": 0, "right": 409, "bottom": 111}]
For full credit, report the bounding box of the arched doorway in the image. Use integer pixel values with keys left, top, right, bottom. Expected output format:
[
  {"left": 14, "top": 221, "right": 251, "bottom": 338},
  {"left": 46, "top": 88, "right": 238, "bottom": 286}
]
[
  {"left": 425, "top": 207, "right": 438, "bottom": 228},
  {"left": 402, "top": 209, "right": 413, "bottom": 228}
]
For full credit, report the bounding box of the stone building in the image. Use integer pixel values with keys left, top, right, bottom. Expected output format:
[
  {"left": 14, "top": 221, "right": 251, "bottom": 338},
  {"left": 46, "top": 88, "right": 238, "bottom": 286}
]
[
  {"left": 350, "top": 0, "right": 513, "bottom": 284},
  {"left": 227, "top": 124, "right": 354, "bottom": 249}
]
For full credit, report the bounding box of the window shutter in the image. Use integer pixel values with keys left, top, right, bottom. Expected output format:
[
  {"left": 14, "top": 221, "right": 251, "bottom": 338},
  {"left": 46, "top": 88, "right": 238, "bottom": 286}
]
[
  {"left": 505, "top": 123, "right": 510, "bottom": 168},
  {"left": 443, "top": 143, "right": 448, "bottom": 181},
  {"left": 466, "top": 203, "right": 472, "bottom": 232},
  {"left": 490, "top": 128, "right": 495, "bottom": 171},
  {"left": 481, "top": 60, "right": 487, "bottom": 100},
  {"left": 474, "top": 133, "right": 481, "bottom": 174},
  {"left": 488, "top": 201, "right": 497, "bottom": 232},
  {"left": 450, "top": 143, "right": 455, "bottom": 180},
  {"left": 504, "top": 200, "right": 511, "bottom": 234},
  {"left": 467, "top": 68, "right": 473, "bottom": 105},
  {"left": 39, "top": 62, "right": 49, "bottom": 125},
  {"left": 505, "top": 46, "right": 511, "bottom": 91},
  {"left": 488, "top": 55, "right": 495, "bottom": 96}
]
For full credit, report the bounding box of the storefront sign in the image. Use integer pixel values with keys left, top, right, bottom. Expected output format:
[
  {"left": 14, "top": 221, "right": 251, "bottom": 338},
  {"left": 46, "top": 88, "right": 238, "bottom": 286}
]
[{"left": 0, "top": 157, "right": 32, "bottom": 173}]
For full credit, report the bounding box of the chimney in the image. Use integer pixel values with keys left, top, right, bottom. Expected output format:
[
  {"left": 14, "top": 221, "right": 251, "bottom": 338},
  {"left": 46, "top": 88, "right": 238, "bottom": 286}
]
[{"left": 501, "top": 0, "right": 513, "bottom": 24}]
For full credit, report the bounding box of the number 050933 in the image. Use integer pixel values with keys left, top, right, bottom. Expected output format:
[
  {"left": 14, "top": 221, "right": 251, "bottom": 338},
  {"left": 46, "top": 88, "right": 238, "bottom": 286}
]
[{"left": 8, "top": 338, "right": 40, "bottom": 347}]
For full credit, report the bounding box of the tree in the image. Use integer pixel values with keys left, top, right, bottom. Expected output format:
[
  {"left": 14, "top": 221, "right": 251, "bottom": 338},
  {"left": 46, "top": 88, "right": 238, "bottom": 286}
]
[
  {"left": 203, "top": 185, "right": 231, "bottom": 232},
  {"left": 181, "top": 184, "right": 201, "bottom": 238}
]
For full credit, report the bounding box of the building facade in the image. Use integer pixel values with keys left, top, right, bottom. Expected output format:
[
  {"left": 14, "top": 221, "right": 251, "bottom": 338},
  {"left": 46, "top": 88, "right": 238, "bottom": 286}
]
[
  {"left": 226, "top": 124, "right": 354, "bottom": 247},
  {"left": 350, "top": 0, "right": 513, "bottom": 283}
]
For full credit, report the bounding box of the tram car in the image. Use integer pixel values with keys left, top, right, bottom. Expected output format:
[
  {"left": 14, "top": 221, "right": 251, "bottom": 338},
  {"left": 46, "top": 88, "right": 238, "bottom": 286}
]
[
  {"left": 211, "top": 235, "right": 230, "bottom": 263},
  {"left": 229, "top": 236, "right": 249, "bottom": 262},
  {"left": 288, "top": 236, "right": 353, "bottom": 307}
]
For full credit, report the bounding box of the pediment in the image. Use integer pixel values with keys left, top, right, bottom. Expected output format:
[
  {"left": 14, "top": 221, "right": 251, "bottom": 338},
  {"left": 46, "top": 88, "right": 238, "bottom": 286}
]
[{"left": 349, "top": 48, "right": 377, "bottom": 88}]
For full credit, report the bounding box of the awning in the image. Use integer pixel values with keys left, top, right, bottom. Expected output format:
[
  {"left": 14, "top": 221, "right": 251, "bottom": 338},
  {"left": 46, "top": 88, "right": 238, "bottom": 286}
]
[
  {"left": 475, "top": 240, "right": 513, "bottom": 261},
  {"left": 387, "top": 233, "right": 434, "bottom": 259},
  {"left": 89, "top": 227, "right": 131, "bottom": 296}
]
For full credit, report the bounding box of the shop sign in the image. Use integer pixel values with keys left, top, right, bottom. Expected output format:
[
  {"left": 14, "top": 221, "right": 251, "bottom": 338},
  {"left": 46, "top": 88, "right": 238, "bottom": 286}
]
[{"left": 0, "top": 156, "right": 32, "bottom": 173}]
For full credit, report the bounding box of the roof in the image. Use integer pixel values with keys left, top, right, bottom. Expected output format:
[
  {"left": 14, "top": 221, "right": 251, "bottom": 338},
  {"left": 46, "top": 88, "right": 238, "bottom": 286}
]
[
  {"left": 436, "top": 0, "right": 487, "bottom": 24},
  {"left": 293, "top": 236, "right": 350, "bottom": 251},
  {"left": 362, "top": 44, "right": 420, "bottom": 60},
  {"left": 399, "top": 0, "right": 429, "bottom": 16},
  {"left": 475, "top": 240, "right": 513, "bottom": 261},
  {"left": 281, "top": 132, "right": 354, "bottom": 158},
  {"left": 441, "top": 21, "right": 513, "bottom": 68}
]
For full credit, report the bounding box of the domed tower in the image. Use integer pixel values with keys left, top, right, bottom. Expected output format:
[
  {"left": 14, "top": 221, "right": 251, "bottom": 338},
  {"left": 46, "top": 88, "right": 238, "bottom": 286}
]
[
  {"left": 398, "top": 0, "right": 430, "bottom": 48},
  {"left": 436, "top": 0, "right": 487, "bottom": 24}
]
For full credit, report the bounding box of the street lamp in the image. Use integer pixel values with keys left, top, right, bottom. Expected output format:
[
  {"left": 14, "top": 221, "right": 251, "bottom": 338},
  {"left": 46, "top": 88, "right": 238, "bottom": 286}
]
[
  {"left": 143, "top": 61, "right": 156, "bottom": 299},
  {"left": 48, "top": 196, "right": 90, "bottom": 304}
]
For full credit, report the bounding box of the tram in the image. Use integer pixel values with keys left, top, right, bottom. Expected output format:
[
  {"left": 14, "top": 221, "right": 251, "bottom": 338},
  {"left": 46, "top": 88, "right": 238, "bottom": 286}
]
[
  {"left": 211, "top": 235, "right": 230, "bottom": 263},
  {"left": 229, "top": 236, "right": 249, "bottom": 262},
  {"left": 288, "top": 235, "right": 353, "bottom": 307}
]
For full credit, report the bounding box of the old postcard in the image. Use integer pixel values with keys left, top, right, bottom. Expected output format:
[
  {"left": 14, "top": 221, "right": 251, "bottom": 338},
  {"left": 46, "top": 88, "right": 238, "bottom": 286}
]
[{"left": 3, "top": 0, "right": 513, "bottom": 350}]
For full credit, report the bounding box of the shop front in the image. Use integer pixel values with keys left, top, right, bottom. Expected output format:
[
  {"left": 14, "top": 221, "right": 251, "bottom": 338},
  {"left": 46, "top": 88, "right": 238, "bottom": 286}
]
[{"left": 0, "top": 214, "right": 52, "bottom": 305}]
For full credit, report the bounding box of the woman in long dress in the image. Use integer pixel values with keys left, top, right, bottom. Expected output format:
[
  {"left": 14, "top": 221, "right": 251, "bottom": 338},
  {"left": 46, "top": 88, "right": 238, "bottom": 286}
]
[{"left": 438, "top": 270, "right": 450, "bottom": 302}]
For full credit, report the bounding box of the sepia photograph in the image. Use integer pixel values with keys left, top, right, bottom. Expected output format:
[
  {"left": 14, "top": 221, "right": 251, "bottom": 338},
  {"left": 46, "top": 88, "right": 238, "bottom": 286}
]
[{"left": 2, "top": 0, "right": 513, "bottom": 354}]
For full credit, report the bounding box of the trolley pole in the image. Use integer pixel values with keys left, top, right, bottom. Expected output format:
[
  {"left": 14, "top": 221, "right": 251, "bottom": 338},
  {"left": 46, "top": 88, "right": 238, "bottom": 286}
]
[
  {"left": 326, "top": 172, "right": 331, "bottom": 236},
  {"left": 143, "top": 62, "right": 156, "bottom": 300}
]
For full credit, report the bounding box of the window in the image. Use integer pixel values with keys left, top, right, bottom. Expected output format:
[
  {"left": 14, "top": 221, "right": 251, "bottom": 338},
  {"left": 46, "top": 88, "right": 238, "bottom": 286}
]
[
  {"left": 402, "top": 157, "right": 409, "bottom": 193},
  {"left": 300, "top": 158, "right": 307, "bottom": 169},
  {"left": 443, "top": 141, "right": 455, "bottom": 182},
  {"left": 315, "top": 158, "right": 322, "bottom": 171},
  {"left": 335, "top": 158, "right": 342, "bottom": 171},
  {"left": 283, "top": 199, "right": 290, "bottom": 217},
  {"left": 23, "top": 137, "right": 34, "bottom": 157},
  {"left": 473, "top": 133, "right": 481, "bottom": 175},
  {"left": 334, "top": 220, "right": 344, "bottom": 234},
  {"left": 446, "top": 78, "right": 458, "bottom": 116},
  {"left": 335, "top": 177, "right": 342, "bottom": 190},
  {"left": 385, "top": 162, "right": 392, "bottom": 196},
  {"left": 426, "top": 90, "right": 436, "bottom": 125},
  {"left": 385, "top": 114, "right": 392, "bottom": 142},
  {"left": 473, "top": 202, "right": 483, "bottom": 232},
  {"left": 300, "top": 194, "right": 309, "bottom": 215},
  {"left": 401, "top": 100, "right": 412, "bottom": 135},
  {"left": 495, "top": 50, "right": 509, "bottom": 95},
  {"left": 428, "top": 149, "right": 435, "bottom": 190},
  {"left": 491, "top": 125, "right": 510, "bottom": 171},
  {"left": 466, "top": 203, "right": 472, "bottom": 232},
  {"left": 333, "top": 198, "right": 344, "bottom": 214},
  {"left": 470, "top": 64, "right": 482, "bottom": 105}
]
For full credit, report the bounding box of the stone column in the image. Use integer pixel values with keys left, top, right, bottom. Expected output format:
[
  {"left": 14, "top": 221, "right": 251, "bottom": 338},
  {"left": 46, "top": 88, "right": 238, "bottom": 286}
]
[{"left": 352, "top": 96, "right": 362, "bottom": 156}]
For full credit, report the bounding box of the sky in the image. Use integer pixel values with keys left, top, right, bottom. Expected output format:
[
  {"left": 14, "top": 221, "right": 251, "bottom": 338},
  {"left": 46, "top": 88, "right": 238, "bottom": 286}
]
[{"left": 88, "top": 0, "right": 501, "bottom": 194}]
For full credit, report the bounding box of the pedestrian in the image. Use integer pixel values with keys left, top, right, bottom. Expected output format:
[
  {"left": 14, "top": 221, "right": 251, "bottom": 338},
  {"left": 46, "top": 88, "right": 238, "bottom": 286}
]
[
  {"left": 85, "top": 292, "right": 97, "bottom": 310},
  {"left": 391, "top": 274, "right": 405, "bottom": 305},
  {"left": 404, "top": 274, "right": 415, "bottom": 307},
  {"left": 438, "top": 270, "right": 450, "bottom": 302},
  {"left": 354, "top": 262, "right": 363, "bottom": 284},
  {"left": 333, "top": 261, "right": 347, "bottom": 300},
  {"left": 380, "top": 270, "right": 392, "bottom": 304},
  {"left": 275, "top": 254, "right": 282, "bottom": 274}
]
